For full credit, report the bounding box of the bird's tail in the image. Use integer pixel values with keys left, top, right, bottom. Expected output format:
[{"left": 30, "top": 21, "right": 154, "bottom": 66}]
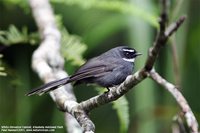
[{"left": 26, "top": 77, "right": 69, "bottom": 96}]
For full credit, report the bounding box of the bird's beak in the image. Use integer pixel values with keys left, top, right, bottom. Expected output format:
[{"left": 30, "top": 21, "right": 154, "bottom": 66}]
[{"left": 135, "top": 52, "right": 142, "bottom": 56}]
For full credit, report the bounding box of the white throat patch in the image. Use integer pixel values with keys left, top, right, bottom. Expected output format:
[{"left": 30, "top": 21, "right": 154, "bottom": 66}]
[{"left": 123, "top": 58, "right": 135, "bottom": 62}]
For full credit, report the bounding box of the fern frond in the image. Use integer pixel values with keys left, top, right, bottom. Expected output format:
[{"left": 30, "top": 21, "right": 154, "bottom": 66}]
[
  {"left": 60, "top": 28, "right": 87, "bottom": 66},
  {"left": 0, "top": 25, "right": 38, "bottom": 45}
]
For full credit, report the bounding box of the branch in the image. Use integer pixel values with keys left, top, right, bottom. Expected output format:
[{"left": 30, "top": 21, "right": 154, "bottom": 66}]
[
  {"left": 165, "top": 16, "right": 186, "bottom": 37},
  {"left": 149, "top": 69, "right": 198, "bottom": 133},
  {"left": 144, "top": 15, "right": 186, "bottom": 71},
  {"left": 29, "top": 0, "right": 94, "bottom": 132}
]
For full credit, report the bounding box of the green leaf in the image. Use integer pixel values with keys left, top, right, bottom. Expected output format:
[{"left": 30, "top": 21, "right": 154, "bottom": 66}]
[
  {"left": 60, "top": 28, "right": 87, "bottom": 66},
  {"left": 113, "top": 96, "right": 130, "bottom": 133},
  {"left": 1, "top": 0, "right": 30, "bottom": 13},
  {"left": 0, "top": 25, "right": 38, "bottom": 45}
]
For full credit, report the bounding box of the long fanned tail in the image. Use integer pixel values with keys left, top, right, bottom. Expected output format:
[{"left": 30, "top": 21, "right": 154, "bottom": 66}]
[{"left": 26, "top": 77, "right": 69, "bottom": 96}]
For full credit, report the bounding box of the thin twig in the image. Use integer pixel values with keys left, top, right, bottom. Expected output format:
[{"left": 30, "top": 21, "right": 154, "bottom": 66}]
[{"left": 165, "top": 16, "right": 186, "bottom": 37}]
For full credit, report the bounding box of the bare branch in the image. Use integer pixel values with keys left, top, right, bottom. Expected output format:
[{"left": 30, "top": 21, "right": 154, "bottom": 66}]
[
  {"left": 160, "top": 0, "right": 168, "bottom": 32},
  {"left": 29, "top": 0, "right": 94, "bottom": 132},
  {"left": 149, "top": 69, "right": 199, "bottom": 133},
  {"left": 144, "top": 16, "right": 185, "bottom": 71}
]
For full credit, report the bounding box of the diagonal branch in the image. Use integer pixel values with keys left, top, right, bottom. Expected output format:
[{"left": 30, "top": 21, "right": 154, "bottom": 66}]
[{"left": 149, "top": 69, "right": 198, "bottom": 133}]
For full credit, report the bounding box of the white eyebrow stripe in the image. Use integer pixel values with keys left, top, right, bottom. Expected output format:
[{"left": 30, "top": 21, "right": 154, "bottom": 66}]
[
  {"left": 123, "top": 58, "right": 135, "bottom": 62},
  {"left": 122, "top": 49, "right": 135, "bottom": 52}
]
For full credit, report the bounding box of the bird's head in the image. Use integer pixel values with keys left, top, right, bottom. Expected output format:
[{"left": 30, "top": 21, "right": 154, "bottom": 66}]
[{"left": 118, "top": 46, "right": 142, "bottom": 63}]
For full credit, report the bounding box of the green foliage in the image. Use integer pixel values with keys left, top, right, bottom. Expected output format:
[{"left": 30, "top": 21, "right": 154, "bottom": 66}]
[
  {"left": 0, "top": 54, "right": 7, "bottom": 76},
  {"left": 1, "top": 0, "right": 29, "bottom": 13},
  {"left": 51, "top": 0, "right": 158, "bottom": 27},
  {"left": 0, "top": 25, "right": 38, "bottom": 45},
  {"left": 60, "top": 28, "right": 87, "bottom": 66},
  {"left": 1, "top": 0, "right": 200, "bottom": 132},
  {"left": 55, "top": 15, "right": 87, "bottom": 66},
  {"left": 83, "top": 14, "right": 127, "bottom": 50},
  {"left": 112, "top": 96, "right": 129, "bottom": 133}
]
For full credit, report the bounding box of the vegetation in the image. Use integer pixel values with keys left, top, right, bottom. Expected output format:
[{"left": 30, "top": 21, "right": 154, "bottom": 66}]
[{"left": 0, "top": 0, "right": 199, "bottom": 133}]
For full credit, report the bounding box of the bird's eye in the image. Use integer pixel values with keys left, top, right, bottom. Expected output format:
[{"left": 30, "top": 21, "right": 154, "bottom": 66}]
[{"left": 124, "top": 51, "right": 135, "bottom": 59}]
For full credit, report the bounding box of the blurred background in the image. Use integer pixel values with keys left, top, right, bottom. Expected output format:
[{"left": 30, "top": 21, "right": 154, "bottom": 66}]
[{"left": 0, "top": 0, "right": 200, "bottom": 133}]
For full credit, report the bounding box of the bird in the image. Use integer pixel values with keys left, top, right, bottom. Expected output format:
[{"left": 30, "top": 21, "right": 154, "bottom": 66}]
[{"left": 26, "top": 46, "right": 142, "bottom": 96}]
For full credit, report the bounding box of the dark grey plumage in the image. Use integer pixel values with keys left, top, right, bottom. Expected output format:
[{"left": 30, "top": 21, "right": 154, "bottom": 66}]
[{"left": 26, "top": 46, "right": 141, "bottom": 96}]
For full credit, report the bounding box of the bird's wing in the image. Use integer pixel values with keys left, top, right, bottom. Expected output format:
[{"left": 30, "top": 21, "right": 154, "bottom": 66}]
[{"left": 68, "top": 64, "right": 115, "bottom": 82}]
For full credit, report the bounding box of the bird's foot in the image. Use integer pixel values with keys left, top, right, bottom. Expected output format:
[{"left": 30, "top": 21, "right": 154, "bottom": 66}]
[{"left": 104, "top": 87, "right": 110, "bottom": 94}]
